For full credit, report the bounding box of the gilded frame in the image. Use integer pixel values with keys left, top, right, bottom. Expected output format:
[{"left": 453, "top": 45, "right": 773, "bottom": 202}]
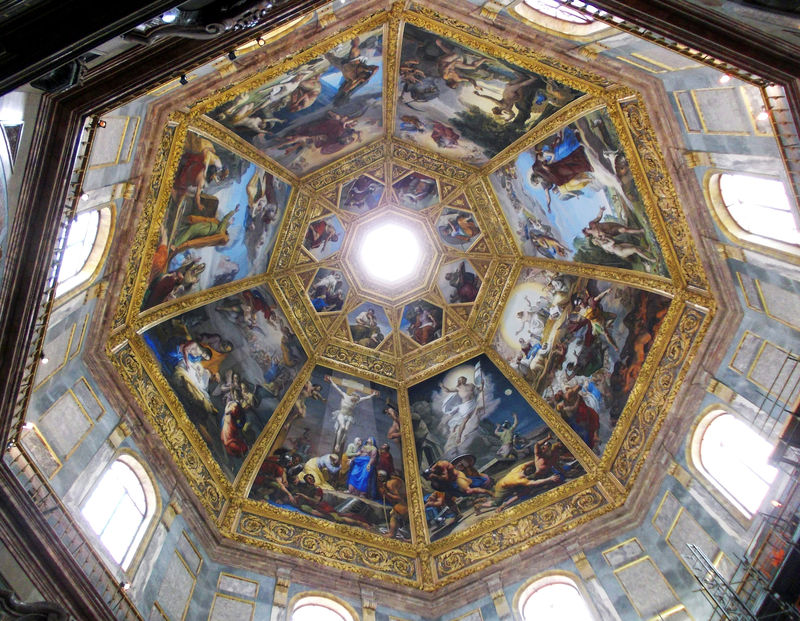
[{"left": 107, "top": 7, "right": 714, "bottom": 590}]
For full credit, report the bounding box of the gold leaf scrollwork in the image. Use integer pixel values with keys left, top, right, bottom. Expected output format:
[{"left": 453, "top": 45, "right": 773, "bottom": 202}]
[
  {"left": 574, "top": 488, "right": 603, "bottom": 513},
  {"left": 437, "top": 549, "right": 467, "bottom": 574}
]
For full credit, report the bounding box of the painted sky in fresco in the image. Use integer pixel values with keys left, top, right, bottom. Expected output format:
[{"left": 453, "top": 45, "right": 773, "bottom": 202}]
[
  {"left": 489, "top": 108, "right": 669, "bottom": 276},
  {"left": 143, "top": 132, "right": 291, "bottom": 311},
  {"left": 208, "top": 28, "right": 385, "bottom": 176},
  {"left": 395, "top": 24, "right": 583, "bottom": 165},
  {"left": 408, "top": 353, "right": 584, "bottom": 541}
]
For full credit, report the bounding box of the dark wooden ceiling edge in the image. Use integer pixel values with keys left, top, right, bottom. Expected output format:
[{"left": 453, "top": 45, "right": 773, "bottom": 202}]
[
  {"left": 0, "top": 467, "right": 120, "bottom": 620},
  {"left": 0, "top": 0, "right": 183, "bottom": 96},
  {"left": 587, "top": 0, "right": 800, "bottom": 81},
  {"left": 53, "top": 0, "right": 330, "bottom": 114},
  {"left": 0, "top": 96, "right": 84, "bottom": 444}
]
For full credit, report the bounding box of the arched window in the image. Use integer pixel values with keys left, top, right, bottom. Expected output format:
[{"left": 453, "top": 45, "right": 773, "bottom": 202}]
[
  {"left": 522, "top": 0, "right": 595, "bottom": 23},
  {"left": 707, "top": 172, "right": 800, "bottom": 253},
  {"left": 56, "top": 205, "right": 114, "bottom": 298},
  {"left": 511, "top": 0, "right": 608, "bottom": 37},
  {"left": 81, "top": 454, "right": 157, "bottom": 570},
  {"left": 290, "top": 594, "right": 356, "bottom": 621},
  {"left": 692, "top": 411, "right": 778, "bottom": 518},
  {"left": 516, "top": 574, "right": 594, "bottom": 621}
]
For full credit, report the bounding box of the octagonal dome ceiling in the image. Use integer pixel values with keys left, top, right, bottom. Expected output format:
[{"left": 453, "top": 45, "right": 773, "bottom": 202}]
[{"left": 108, "top": 3, "right": 714, "bottom": 592}]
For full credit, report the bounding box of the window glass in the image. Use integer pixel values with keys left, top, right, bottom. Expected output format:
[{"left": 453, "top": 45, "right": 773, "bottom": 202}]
[
  {"left": 718, "top": 174, "right": 800, "bottom": 246},
  {"left": 59, "top": 209, "right": 100, "bottom": 283},
  {"left": 522, "top": 0, "right": 596, "bottom": 23},
  {"left": 82, "top": 460, "right": 149, "bottom": 567},
  {"left": 699, "top": 413, "right": 778, "bottom": 516},
  {"left": 520, "top": 578, "right": 593, "bottom": 621},
  {"left": 292, "top": 603, "right": 348, "bottom": 621}
]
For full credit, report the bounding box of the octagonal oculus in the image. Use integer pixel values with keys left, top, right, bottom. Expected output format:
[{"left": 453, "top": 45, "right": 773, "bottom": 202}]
[{"left": 359, "top": 222, "right": 422, "bottom": 284}]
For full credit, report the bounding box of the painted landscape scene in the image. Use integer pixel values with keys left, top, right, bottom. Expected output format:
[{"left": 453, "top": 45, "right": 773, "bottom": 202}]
[{"left": 395, "top": 24, "right": 583, "bottom": 165}]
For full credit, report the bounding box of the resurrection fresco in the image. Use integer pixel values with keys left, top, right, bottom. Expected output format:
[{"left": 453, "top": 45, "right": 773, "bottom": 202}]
[
  {"left": 208, "top": 28, "right": 385, "bottom": 175},
  {"left": 395, "top": 24, "right": 583, "bottom": 165},
  {"left": 489, "top": 108, "right": 668, "bottom": 276},
  {"left": 142, "top": 285, "right": 306, "bottom": 480},
  {"left": 250, "top": 366, "right": 408, "bottom": 539},
  {"left": 142, "top": 131, "right": 291, "bottom": 310},
  {"left": 492, "top": 269, "right": 671, "bottom": 452},
  {"left": 408, "top": 354, "right": 584, "bottom": 541},
  {"left": 108, "top": 7, "right": 715, "bottom": 590}
]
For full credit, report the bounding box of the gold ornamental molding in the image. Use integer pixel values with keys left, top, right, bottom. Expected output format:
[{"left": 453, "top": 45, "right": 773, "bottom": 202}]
[{"left": 106, "top": 6, "right": 715, "bottom": 590}]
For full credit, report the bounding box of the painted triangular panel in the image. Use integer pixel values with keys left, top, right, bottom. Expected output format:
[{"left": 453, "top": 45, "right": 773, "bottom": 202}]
[
  {"left": 320, "top": 187, "right": 339, "bottom": 206},
  {"left": 469, "top": 237, "right": 491, "bottom": 255},
  {"left": 447, "top": 193, "right": 470, "bottom": 210}
]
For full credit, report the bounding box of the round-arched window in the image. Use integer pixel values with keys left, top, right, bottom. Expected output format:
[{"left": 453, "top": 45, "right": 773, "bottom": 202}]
[
  {"left": 56, "top": 206, "right": 113, "bottom": 297},
  {"left": 291, "top": 595, "right": 355, "bottom": 621},
  {"left": 512, "top": 0, "right": 608, "bottom": 37},
  {"left": 518, "top": 575, "right": 593, "bottom": 621},
  {"left": 81, "top": 455, "right": 157, "bottom": 570},
  {"left": 711, "top": 173, "right": 800, "bottom": 249},
  {"left": 695, "top": 411, "right": 778, "bottom": 517},
  {"left": 522, "top": 0, "right": 596, "bottom": 24}
]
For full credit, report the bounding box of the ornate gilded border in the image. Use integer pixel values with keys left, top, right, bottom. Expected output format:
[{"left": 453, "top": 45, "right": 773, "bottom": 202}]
[{"left": 104, "top": 7, "right": 716, "bottom": 590}]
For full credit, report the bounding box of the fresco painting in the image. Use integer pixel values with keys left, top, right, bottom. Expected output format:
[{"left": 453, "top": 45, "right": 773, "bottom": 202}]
[
  {"left": 339, "top": 174, "right": 384, "bottom": 213},
  {"left": 208, "top": 29, "right": 385, "bottom": 175},
  {"left": 437, "top": 260, "right": 481, "bottom": 304},
  {"left": 395, "top": 24, "right": 583, "bottom": 165},
  {"left": 142, "top": 286, "right": 306, "bottom": 480},
  {"left": 400, "top": 300, "right": 444, "bottom": 346},
  {"left": 250, "top": 367, "right": 409, "bottom": 539},
  {"left": 492, "top": 269, "right": 671, "bottom": 453},
  {"left": 303, "top": 214, "right": 344, "bottom": 260},
  {"left": 408, "top": 354, "right": 584, "bottom": 541},
  {"left": 436, "top": 208, "right": 481, "bottom": 249},
  {"left": 348, "top": 303, "right": 392, "bottom": 349},
  {"left": 142, "top": 131, "right": 291, "bottom": 310},
  {"left": 392, "top": 171, "right": 439, "bottom": 210},
  {"left": 489, "top": 108, "right": 668, "bottom": 276},
  {"left": 307, "top": 268, "right": 348, "bottom": 312}
]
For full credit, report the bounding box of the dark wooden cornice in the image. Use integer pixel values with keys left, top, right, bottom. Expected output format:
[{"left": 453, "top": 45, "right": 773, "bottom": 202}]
[
  {"left": 0, "top": 0, "right": 182, "bottom": 96},
  {"left": 586, "top": 0, "right": 800, "bottom": 80},
  {"left": 0, "top": 466, "right": 118, "bottom": 620},
  {"left": 0, "top": 0, "right": 326, "bottom": 448}
]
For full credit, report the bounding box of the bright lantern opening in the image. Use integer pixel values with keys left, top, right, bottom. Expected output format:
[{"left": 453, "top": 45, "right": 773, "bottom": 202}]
[{"left": 359, "top": 222, "right": 421, "bottom": 283}]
